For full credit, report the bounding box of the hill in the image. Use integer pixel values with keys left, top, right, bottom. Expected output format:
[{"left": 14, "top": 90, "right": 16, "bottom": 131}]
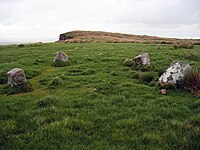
[
  {"left": 59, "top": 30, "right": 200, "bottom": 44},
  {"left": 0, "top": 42, "right": 200, "bottom": 149}
]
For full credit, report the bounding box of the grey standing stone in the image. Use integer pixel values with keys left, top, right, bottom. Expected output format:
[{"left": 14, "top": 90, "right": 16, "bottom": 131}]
[
  {"left": 7, "top": 68, "right": 26, "bottom": 87},
  {"left": 54, "top": 52, "right": 68, "bottom": 62},
  {"left": 133, "top": 53, "right": 150, "bottom": 65},
  {"left": 158, "top": 61, "right": 192, "bottom": 84}
]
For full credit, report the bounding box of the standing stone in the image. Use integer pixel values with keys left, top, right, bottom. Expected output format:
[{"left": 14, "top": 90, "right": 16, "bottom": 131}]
[
  {"left": 7, "top": 68, "right": 26, "bottom": 87},
  {"left": 54, "top": 52, "right": 68, "bottom": 62},
  {"left": 158, "top": 61, "right": 192, "bottom": 84},
  {"left": 133, "top": 53, "right": 150, "bottom": 65}
]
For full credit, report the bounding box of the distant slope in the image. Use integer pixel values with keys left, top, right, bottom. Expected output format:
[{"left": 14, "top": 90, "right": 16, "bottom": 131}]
[{"left": 58, "top": 30, "right": 200, "bottom": 44}]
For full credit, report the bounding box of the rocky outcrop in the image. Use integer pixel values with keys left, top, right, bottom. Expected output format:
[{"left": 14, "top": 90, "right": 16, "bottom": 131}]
[
  {"left": 58, "top": 31, "right": 200, "bottom": 44},
  {"left": 54, "top": 52, "right": 68, "bottom": 62},
  {"left": 59, "top": 33, "right": 74, "bottom": 41},
  {"left": 133, "top": 53, "right": 150, "bottom": 65},
  {"left": 7, "top": 68, "right": 26, "bottom": 87},
  {"left": 158, "top": 61, "right": 192, "bottom": 84}
]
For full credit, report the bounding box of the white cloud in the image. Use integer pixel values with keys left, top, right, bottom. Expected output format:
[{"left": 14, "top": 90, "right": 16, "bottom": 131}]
[{"left": 0, "top": 0, "right": 200, "bottom": 42}]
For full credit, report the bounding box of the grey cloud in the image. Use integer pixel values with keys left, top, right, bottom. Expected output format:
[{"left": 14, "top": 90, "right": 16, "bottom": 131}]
[{"left": 0, "top": 0, "right": 199, "bottom": 42}]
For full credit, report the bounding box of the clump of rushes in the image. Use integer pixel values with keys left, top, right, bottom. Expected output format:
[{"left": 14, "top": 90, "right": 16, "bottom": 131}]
[
  {"left": 49, "top": 76, "right": 64, "bottom": 88},
  {"left": 0, "top": 70, "right": 7, "bottom": 84},
  {"left": 131, "top": 72, "right": 140, "bottom": 79},
  {"left": 181, "top": 68, "right": 200, "bottom": 97},
  {"left": 2, "top": 82, "right": 33, "bottom": 95},
  {"left": 173, "top": 40, "right": 194, "bottom": 49},
  {"left": 132, "top": 65, "right": 155, "bottom": 72},
  {"left": 184, "top": 51, "right": 199, "bottom": 60},
  {"left": 157, "top": 68, "right": 166, "bottom": 77},
  {"left": 35, "top": 95, "right": 59, "bottom": 108},
  {"left": 157, "top": 82, "right": 176, "bottom": 90},
  {"left": 123, "top": 59, "right": 134, "bottom": 67},
  {"left": 156, "top": 44, "right": 161, "bottom": 50},
  {"left": 173, "top": 42, "right": 180, "bottom": 49},
  {"left": 51, "top": 61, "right": 69, "bottom": 67},
  {"left": 149, "top": 81, "right": 156, "bottom": 87},
  {"left": 139, "top": 72, "right": 155, "bottom": 83}
]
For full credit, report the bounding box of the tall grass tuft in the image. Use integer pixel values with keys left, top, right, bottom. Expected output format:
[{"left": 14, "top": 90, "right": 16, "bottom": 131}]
[
  {"left": 181, "top": 68, "right": 200, "bottom": 97},
  {"left": 184, "top": 51, "right": 199, "bottom": 60},
  {"left": 2, "top": 82, "right": 33, "bottom": 95},
  {"left": 35, "top": 95, "right": 59, "bottom": 108},
  {"left": 174, "top": 40, "right": 194, "bottom": 49},
  {"left": 123, "top": 59, "right": 134, "bottom": 67},
  {"left": 139, "top": 72, "right": 155, "bottom": 83},
  {"left": 0, "top": 70, "right": 7, "bottom": 84},
  {"left": 51, "top": 61, "right": 69, "bottom": 67},
  {"left": 49, "top": 76, "right": 64, "bottom": 88}
]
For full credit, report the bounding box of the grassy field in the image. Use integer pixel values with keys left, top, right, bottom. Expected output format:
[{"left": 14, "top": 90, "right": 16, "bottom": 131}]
[{"left": 0, "top": 42, "right": 200, "bottom": 149}]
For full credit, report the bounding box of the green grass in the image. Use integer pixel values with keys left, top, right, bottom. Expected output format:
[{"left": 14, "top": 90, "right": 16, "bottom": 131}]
[{"left": 0, "top": 43, "right": 200, "bottom": 149}]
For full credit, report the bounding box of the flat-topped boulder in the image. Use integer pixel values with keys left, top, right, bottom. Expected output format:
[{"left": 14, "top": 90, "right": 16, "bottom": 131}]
[
  {"left": 54, "top": 52, "right": 68, "bottom": 62},
  {"left": 158, "top": 61, "right": 192, "bottom": 84},
  {"left": 133, "top": 53, "right": 150, "bottom": 65},
  {"left": 7, "top": 68, "right": 26, "bottom": 87}
]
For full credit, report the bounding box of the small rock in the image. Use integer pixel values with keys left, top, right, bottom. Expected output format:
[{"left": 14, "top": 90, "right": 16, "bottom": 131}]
[
  {"left": 7, "top": 68, "right": 26, "bottom": 87},
  {"left": 133, "top": 53, "right": 150, "bottom": 65},
  {"left": 54, "top": 52, "right": 68, "bottom": 62},
  {"left": 160, "top": 89, "right": 167, "bottom": 95},
  {"left": 158, "top": 61, "right": 191, "bottom": 84}
]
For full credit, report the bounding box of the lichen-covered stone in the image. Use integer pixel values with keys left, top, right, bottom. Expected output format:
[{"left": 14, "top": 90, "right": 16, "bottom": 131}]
[
  {"left": 133, "top": 53, "right": 150, "bottom": 65},
  {"left": 7, "top": 68, "right": 26, "bottom": 87},
  {"left": 158, "top": 61, "right": 192, "bottom": 84},
  {"left": 54, "top": 52, "right": 68, "bottom": 62}
]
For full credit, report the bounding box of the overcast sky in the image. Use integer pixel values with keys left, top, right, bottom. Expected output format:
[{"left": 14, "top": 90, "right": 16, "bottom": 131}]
[{"left": 0, "top": 0, "right": 200, "bottom": 42}]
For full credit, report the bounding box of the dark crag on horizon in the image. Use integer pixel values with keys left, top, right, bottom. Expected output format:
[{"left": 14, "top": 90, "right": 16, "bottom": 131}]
[{"left": 58, "top": 30, "right": 200, "bottom": 44}]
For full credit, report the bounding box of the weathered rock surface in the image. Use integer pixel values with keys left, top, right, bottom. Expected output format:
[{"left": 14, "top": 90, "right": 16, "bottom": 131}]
[
  {"left": 59, "top": 33, "right": 74, "bottom": 41},
  {"left": 54, "top": 52, "right": 68, "bottom": 62},
  {"left": 7, "top": 68, "right": 26, "bottom": 87},
  {"left": 158, "top": 61, "right": 192, "bottom": 84},
  {"left": 133, "top": 53, "right": 150, "bottom": 65}
]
